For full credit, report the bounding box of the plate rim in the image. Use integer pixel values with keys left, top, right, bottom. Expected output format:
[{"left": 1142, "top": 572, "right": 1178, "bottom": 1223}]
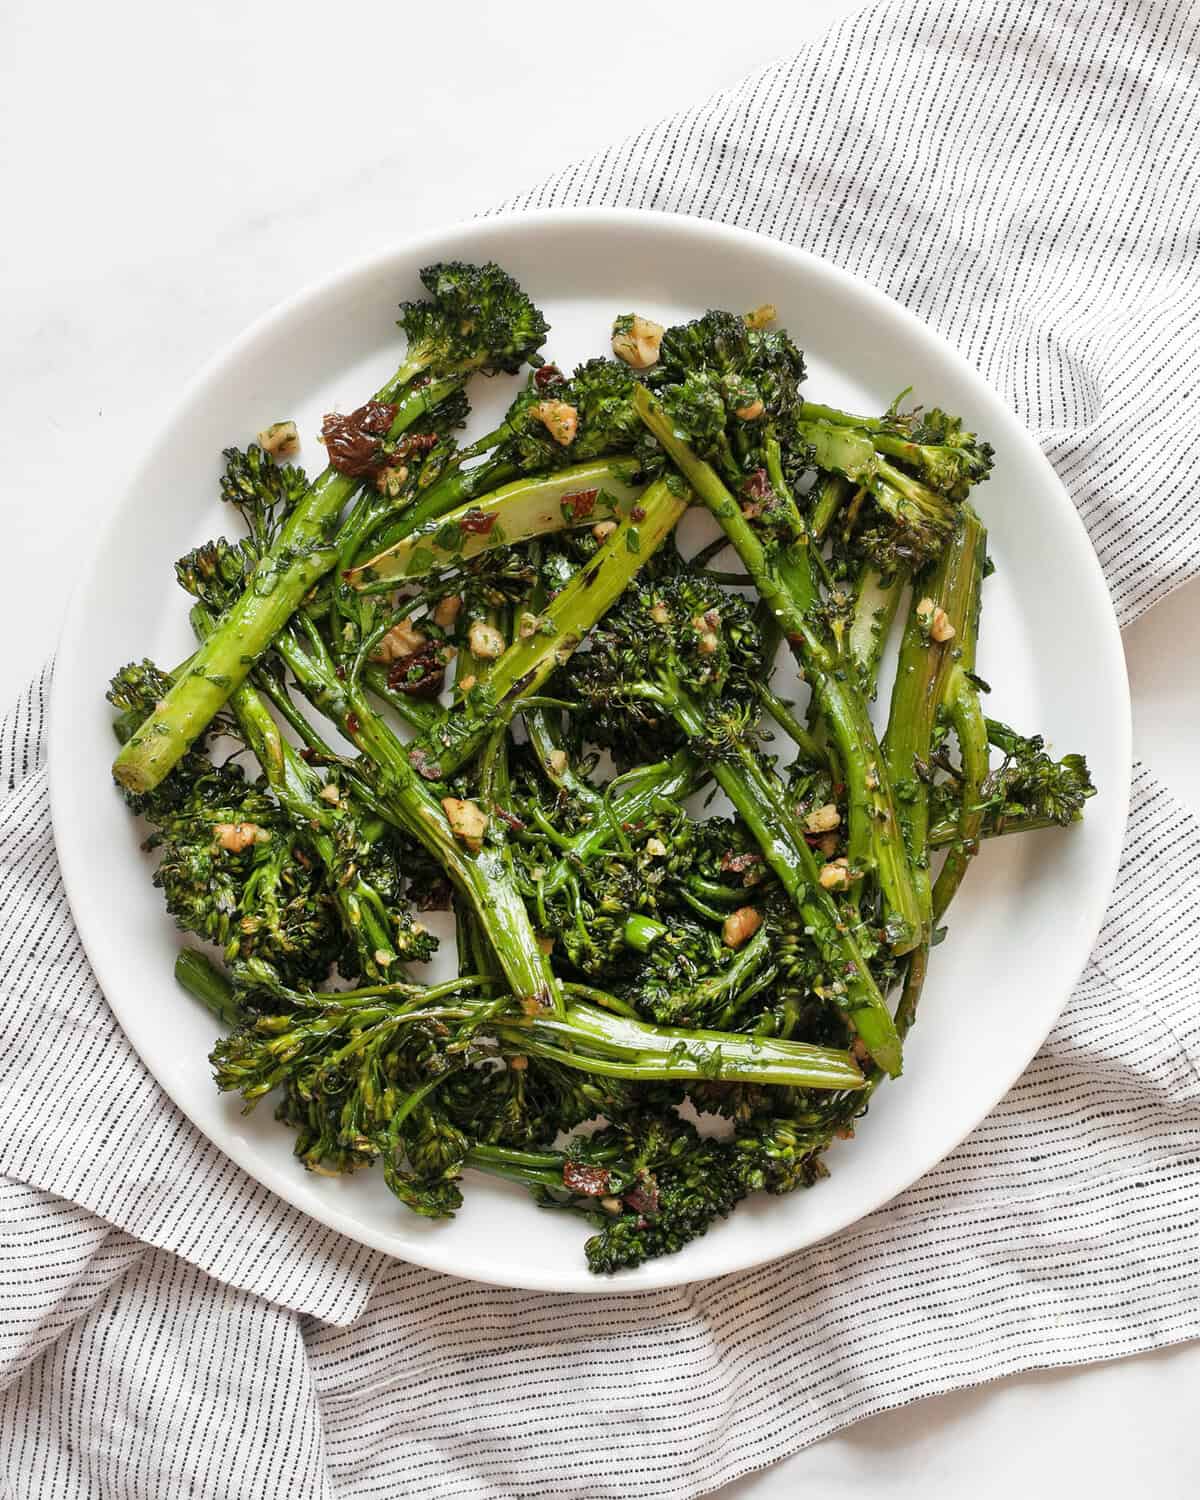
[{"left": 49, "top": 206, "right": 1132, "bottom": 1292}]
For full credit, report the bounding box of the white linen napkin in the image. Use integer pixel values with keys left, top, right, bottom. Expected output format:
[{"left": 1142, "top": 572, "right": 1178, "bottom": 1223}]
[{"left": 4, "top": 1, "right": 1200, "bottom": 1495}]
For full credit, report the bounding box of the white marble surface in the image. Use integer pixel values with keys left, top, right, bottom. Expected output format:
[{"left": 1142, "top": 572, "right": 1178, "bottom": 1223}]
[{"left": 3, "top": 1, "right": 1198, "bottom": 1494}]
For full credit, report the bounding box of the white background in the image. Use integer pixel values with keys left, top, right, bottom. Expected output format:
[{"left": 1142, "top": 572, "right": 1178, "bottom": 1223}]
[{"left": 3, "top": 1, "right": 1199, "bottom": 1494}]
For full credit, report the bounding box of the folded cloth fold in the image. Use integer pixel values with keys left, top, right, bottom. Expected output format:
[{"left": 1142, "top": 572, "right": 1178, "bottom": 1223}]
[{"left": 3, "top": 0, "right": 1200, "bottom": 1495}]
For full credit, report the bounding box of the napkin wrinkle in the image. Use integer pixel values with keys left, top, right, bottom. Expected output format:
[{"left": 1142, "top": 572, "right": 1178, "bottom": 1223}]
[{"left": 0, "top": 1179, "right": 146, "bottom": 1393}]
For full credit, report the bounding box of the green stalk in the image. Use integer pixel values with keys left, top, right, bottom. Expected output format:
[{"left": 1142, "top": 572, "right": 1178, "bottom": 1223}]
[
  {"left": 176, "top": 948, "right": 241, "bottom": 1027},
  {"left": 634, "top": 386, "right": 921, "bottom": 955},
  {"left": 930, "top": 505, "right": 988, "bottom": 922},
  {"left": 669, "top": 688, "right": 901, "bottom": 1077},
  {"left": 928, "top": 810, "right": 1077, "bottom": 847},
  {"left": 465, "top": 1143, "right": 581, "bottom": 1192},
  {"left": 364, "top": 449, "right": 519, "bottom": 559},
  {"left": 500, "top": 1003, "right": 866, "bottom": 1090},
  {"left": 622, "top": 913, "right": 668, "bottom": 953},
  {"left": 412, "top": 475, "right": 692, "bottom": 780},
  {"left": 274, "top": 626, "right": 563, "bottom": 1016},
  {"left": 755, "top": 684, "right": 830, "bottom": 767},
  {"left": 883, "top": 508, "right": 985, "bottom": 932},
  {"left": 346, "top": 459, "right": 645, "bottom": 586},
  {"left": 113, "top": 375, "right": 463, "bottom": 794},
  {"left": 190, "top": 606, "right": 402, "bottom": 975},
  {"left": 847, "top": 563, "right": 906, "bottom": 695},
  {"left": 810, "top": 472, "right": 853, "bottom": 541}
]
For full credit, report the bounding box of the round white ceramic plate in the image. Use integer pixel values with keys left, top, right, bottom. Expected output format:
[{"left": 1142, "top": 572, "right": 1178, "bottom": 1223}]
[{"left": 50, "top": 209, "right": 1130, "bottom": 1293}]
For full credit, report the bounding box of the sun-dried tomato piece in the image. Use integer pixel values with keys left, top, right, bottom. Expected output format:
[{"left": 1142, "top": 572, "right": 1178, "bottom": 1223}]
[
  {"left": 624, "top": 1176, "right": 660, "bottom": 1217},
  {"left": 742, "top": 468, "right": 772, "bottom": 501},
  {"left": 562, "top": 487, "right": 599, "bottom": 519},
  {"left": 562, "top": 1161, "right": 611, "bottom": 1197},
  {"left": 321, "top": 400, "right": 397, "bottom": 477},
  {"left": 459, "top": 507, "right": 497, "bottom": 535},
  {"left": 386, "top": 644, "right": 447, "bottom": 698}
]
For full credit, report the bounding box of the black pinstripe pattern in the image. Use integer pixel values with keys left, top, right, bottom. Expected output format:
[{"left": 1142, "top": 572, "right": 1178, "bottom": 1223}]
[{"left": 3, "top": 3, "right": 1199, "bottom": 1495}]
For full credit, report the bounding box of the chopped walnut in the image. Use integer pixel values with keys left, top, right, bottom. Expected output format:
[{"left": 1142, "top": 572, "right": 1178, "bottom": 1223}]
[
  {"left": 916, "top": 597, "right": 954, "bottom": 640},
  {"left": 592, "top": 520, "right": 618, "bottom": 543},
  {"left": 532, "top": 399, "right": 579, "bottom": 446},
  {"left": 805, "top": 803, "right": 841, "bottom": 834},
  {"left": 722, "top": 905, "right": 763, "bottom": 949},
  {"left": 467, "top": 620, "right": 505, "bottom": 659},
  {"left": 371, "top": 618, "right": 427, "bottom": 663},
  {"left": 374, "top": 463, "right": 409, "bottom": 498},
  {"left": 459, "top": 673, "right": 477, "bottom": 694},
  {"left": 816, "top": 832, "right": 839, "bottom": 858},
  {"left": 649, "top": 601, "right": 671, "bottom": 625},
  {"left": 432, "top": 594, "right": 462, "bottom": 629},
  {"left": 518, "top": 611, "right": 541, "bottom": 639},
  {"left": 734, "top": 397, "right": 765, "bottom": 421},
  {"left": 547, "top": 748, "right": 568, "bottom": 778},
  {"left": 257, "top": 420, "right": 299, "bottom": 460},
  {"left": 611, "top": 313, "right": 665, "bottom": 370},
  {"left": 441, "top": 797, "right": 488, "bottom": 853},
  {"left": 819, "top": 857, "right": 851, "bottom": 892},
  {"left": 600, "top": 1196, "right": 625, "bottom": 1215},
  {"left": 213, "top": 821, "right": 269, "bottom": 853},
  {"left": 744, "top": 304, "right": 777, "bottom": 330},
  {"left": 318, "top": 784, "right": 341, "bottom": 805}
]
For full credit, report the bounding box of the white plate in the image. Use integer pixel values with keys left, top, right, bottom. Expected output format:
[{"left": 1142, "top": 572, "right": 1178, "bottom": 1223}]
[{"left": 50, "top": 210, "right": 1130, "bottom": 1293}]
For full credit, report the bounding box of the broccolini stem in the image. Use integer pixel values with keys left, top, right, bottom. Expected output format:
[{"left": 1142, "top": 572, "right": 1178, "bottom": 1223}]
[
  {"left": 931, "top": 684, "right": 988, "bottom": 923},
  {"left": 364, "top": 449, "right": 519, "bottom": 559},
  {"left": 175, "top": 949, "right": 241, "bottom": 1027},
  {"left": 274, "top": 626, "right": 563, "bottom": 1017},
  {"left": 755, "top": 683, "right": 830, "bottom": 767},
  {"left": 112, "top": 376, "right": 463, "bottom": 795},
  {"left": 847, "top": 564, "right": 906, "bottom": 695},
  {"left": 498, "top": 1004, "right": 867, "bottom": 1089},
  {"left": 190, "top": 606, "right": 402, "bottom": 975},
  {"left": 930, "top": 505, "right": 989, "bottom": 922},
  {"left": 412, "top": 476, "right": 692, "bottom": 779},
  {"left": 464, "top": 1144, "right": 577, "bottom": 1192},
  {"left": 928, "top": 809, "right": 1076, "bottom": 847},
  {"left": 561, "top": 983, "right": 642, "bottom": 1018},
  {"left": 633, "top": 386, "right": 922, "bottom": 956},
  {"left": 646, "top": 670, "right": 899, "bottom": 1072},
  {"left": 347, "top": 459, "right": 646, "bottom": 587},
  {"left": 622, "top": 913, "right": 668, "bottom": 953},
  {"left": 883, "top": 506, "right": 985, "bottom": 933},
  {"left": 809, "top": 472, "right": 854, "bottom": 540},
  {"left": 674, "top": 706, "right": 902, "bottom": 1078}
]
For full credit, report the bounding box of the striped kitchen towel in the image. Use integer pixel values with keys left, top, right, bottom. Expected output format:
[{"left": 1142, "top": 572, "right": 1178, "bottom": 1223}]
[{"left": 3, "top": 1, "right": 1200, "bottom": 1495}]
